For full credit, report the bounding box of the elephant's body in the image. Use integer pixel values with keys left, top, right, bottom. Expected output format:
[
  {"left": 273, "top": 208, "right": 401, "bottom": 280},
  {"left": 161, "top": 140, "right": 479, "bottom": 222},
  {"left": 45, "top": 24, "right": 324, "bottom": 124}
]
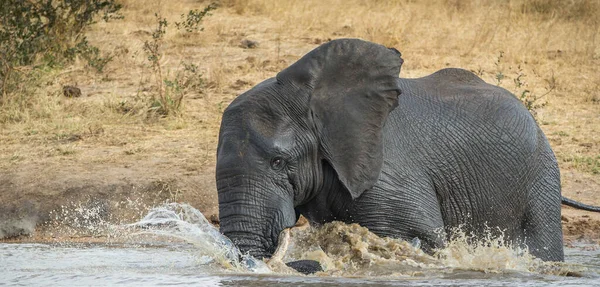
[
  {"left": 216, "top": 39, "right": 570, "bottom": 266},
  {"left": 296, "top": 68, "right": 563, "bottom": 261}
]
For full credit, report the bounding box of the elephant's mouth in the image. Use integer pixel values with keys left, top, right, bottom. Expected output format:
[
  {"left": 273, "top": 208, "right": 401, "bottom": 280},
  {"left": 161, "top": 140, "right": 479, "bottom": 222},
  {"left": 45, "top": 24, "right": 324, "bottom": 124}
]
[
  {"left": 266, "top": 218, "right": 322, "bottom": 274},
  {"left": 267, "top": 216, "right": 310, "bottom": 263},
  {"left": 230, "top": 216, "right": 307, "bottom": 261},
  {"left": 267, "top": 228, "right": 291, "bottom": 264}
]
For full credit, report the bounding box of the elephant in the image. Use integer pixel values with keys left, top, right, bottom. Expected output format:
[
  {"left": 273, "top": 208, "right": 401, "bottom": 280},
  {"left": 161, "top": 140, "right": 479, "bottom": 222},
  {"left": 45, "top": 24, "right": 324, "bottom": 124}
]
[{"left": 216, "top": 38, "right": 599, "bottom": 266}]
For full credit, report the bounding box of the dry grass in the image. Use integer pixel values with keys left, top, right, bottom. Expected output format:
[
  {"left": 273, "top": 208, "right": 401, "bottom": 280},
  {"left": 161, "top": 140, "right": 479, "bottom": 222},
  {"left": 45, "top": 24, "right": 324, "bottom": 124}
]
[{"left": 0, "top": 0, "right": 598, "bottom": 214}]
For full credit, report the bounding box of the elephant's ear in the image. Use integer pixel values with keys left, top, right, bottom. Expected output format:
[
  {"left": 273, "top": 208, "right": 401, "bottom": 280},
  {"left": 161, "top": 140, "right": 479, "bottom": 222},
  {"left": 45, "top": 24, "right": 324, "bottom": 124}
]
[{"left": 277, "top": 39, "right": 403, "bottom": 199}]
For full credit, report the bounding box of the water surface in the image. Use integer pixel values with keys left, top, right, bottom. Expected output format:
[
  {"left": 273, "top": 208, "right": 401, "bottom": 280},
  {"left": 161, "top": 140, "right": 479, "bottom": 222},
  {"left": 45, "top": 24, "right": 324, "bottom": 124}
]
[{"left": 1, "top": 203, "right": 598, "bottom": 286}]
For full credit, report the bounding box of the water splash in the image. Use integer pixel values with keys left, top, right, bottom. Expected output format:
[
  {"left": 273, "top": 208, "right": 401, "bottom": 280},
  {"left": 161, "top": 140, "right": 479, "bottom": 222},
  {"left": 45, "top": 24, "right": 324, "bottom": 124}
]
[
  {"left": 279, "top": 221, "right": 441, "bottom": 276},
  {"left": 43, "top": 197, "right": 152, "bottom": 241},
  {"left": 42, "top": 202, "right": 595, "bottom": 278},
  {"left": 126, "top": 203, "right": 270, "bottom": 273},
  {"left": 436, "top": 227, "right": 534, "bottom": 273},
  {"left": 279, "top": 221, "right": 589, "bottom": 277},
  {"left": 435, "top": 228, "right": 586, "bottom": 276},
  {"left": 124, "top": 204, "right": 591, "bottom": 277}
]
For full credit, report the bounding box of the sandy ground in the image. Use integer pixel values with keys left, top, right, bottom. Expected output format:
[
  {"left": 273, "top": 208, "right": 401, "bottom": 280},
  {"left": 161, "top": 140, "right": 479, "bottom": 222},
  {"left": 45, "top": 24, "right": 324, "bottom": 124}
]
[
  {"left": 0, "top": 0, "right": 599, "bottom": 245},
  {"left": 1, "top": 158, "right": 597, "bottom": 245}
]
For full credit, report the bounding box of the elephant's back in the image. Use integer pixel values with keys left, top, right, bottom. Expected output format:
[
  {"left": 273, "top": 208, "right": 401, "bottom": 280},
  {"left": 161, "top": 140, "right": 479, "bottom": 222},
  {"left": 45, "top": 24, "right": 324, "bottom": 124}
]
[
  {"left": 392, "top": 68, "right": 540, "bottom": 157},
  {"left": 385, "top": 68, "right": 552, "bottom": 229},
  {"left": 396, "top": 68, "right": 534, "bottom": 127}
]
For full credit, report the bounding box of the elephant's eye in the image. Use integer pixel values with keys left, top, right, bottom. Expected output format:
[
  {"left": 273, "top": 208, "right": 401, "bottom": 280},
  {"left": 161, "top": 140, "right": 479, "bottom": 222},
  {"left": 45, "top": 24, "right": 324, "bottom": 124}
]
[{"left": 270, "top": 156, "right": 286, "bottom": 171}]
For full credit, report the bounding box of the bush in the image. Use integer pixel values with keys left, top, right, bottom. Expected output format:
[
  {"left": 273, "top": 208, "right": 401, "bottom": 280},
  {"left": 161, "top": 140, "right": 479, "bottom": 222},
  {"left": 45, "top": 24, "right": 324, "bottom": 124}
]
[
  {"left": 492, "top": 51, "right": 554, "bottom": 118},
  {"left": 0, "top": 0, "right": 122, "bottom": 100},
  {"left": 142, "top": 4, "right": 216, "bottom": 118},
  {"left": 175, "top": 3, "right": 218, "bottom": 33}
]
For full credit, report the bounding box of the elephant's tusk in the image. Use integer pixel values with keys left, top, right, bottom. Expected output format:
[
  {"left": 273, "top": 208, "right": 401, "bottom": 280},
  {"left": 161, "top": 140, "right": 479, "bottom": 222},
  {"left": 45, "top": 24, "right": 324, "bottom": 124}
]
[
  {"left": 294, "top": 215, "right": 310, "bottom": 230},
  {"left": 267, "top": 217, "right": 311, "bottom": 265},
  {"left": 268, "top": 228, "right": 291, "bottom": 264}
]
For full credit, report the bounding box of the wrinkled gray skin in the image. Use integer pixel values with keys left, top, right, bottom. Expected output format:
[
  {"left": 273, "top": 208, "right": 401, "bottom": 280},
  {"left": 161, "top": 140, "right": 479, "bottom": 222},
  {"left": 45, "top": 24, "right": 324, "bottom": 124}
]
[{"left": 216, "top": 39, "right": 565, "bottom": 262}]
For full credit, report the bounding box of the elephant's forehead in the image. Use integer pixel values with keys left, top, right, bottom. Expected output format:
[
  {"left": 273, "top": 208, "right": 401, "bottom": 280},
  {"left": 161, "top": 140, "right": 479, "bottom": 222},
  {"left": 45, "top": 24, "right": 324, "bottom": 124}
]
[
  {"left": 245, "top": 115, "right": 296, "bottom": 151},
  {"left": 221, "top": 103, "right": 297, "bottom": 154},
  {"left": 221, "top": 76, "right": 306, "bottom": 151}
]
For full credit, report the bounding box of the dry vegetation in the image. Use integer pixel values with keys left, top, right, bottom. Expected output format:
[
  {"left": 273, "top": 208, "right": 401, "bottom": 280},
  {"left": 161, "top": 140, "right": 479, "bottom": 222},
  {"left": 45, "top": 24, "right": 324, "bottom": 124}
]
[{"left": 0, "top": 0, "right": 598, "bottom": 239}]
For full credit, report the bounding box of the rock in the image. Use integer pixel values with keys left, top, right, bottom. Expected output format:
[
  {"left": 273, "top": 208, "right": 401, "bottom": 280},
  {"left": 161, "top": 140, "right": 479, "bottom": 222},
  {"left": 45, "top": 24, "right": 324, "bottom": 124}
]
[
  {"left": 239, "top": 39, "right": 259, "bottom": 49},
  {"left": 63, "top": 85, "right": 82, "bottom": 97},
  {"left": 0, "top": 201, "right": 39, "bottom": 239},
  {"left": 285, "top": 260, "right": 323, "bottom": 275}
]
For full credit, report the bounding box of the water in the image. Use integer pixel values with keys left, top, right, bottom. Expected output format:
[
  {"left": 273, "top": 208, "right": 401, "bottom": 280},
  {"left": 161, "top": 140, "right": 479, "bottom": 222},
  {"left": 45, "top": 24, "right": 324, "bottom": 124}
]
[{"left": 1, "top": 203, "right": 599, "bottom": 286}]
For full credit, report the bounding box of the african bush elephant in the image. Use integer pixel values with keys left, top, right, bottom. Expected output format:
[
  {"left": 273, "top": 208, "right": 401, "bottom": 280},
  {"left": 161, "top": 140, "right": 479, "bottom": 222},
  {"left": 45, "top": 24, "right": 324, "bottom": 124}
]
[{"left": 216, "top": 38, "right": 598, "bottom": 263}]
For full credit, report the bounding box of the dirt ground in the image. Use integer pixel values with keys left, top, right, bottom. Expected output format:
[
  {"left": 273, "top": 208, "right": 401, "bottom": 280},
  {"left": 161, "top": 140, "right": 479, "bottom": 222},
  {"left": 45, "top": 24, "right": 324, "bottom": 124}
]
[{"left": 0, "top": 0, "right": 599, "bottom": 244}]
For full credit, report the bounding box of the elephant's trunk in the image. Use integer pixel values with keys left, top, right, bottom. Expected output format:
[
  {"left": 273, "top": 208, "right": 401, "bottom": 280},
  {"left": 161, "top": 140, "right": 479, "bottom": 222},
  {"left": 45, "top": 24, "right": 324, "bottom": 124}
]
[
  {"left": 217, "top": 172, "right": 297, "bottom": 259},
  {"left": 219, "top": 206, "right": 272, "bottom": 258}
]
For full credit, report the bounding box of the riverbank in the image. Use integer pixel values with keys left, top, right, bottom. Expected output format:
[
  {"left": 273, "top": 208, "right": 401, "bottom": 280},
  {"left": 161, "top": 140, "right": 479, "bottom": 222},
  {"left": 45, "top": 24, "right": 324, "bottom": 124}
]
[{"left": 1, "top": 0, "right": 599, "bottom": 245}]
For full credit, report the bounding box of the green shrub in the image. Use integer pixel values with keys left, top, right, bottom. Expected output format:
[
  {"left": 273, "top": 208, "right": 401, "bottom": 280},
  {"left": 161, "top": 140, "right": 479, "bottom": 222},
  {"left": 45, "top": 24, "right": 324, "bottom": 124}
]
[
  {"left": 0, "top": 0, "right": 122, "bottom": 100},
  {"left": 142, "top": 4, "right": 216, "bottom": 118},
  {"left": 175, "top": 3, "right": 218, "bottom": 32},
  {"left": 492, "top": 51, "right": 554, "bottom": 118}
]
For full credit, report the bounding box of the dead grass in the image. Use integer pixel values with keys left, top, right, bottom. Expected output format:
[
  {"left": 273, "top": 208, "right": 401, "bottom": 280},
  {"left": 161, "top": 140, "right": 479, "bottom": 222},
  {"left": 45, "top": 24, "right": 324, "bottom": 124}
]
[{"left": 0, "top": 0, "right": 598, "bottom": 223}]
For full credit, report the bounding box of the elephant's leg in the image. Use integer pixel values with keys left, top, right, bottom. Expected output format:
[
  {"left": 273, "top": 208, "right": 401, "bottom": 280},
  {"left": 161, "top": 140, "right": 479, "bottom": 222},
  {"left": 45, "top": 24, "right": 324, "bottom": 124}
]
[
  {"left": 354, "top": 178, "right": 446, "bottom": 253},
  {"left": 522, "top": 150, "right": 564, "bottom": 261}
]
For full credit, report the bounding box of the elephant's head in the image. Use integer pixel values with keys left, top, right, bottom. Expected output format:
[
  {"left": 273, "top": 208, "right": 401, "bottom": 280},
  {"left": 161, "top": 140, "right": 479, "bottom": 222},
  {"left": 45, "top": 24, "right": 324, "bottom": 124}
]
[{"left": 216, "top": 39, "right": 403, "bottom": 259}]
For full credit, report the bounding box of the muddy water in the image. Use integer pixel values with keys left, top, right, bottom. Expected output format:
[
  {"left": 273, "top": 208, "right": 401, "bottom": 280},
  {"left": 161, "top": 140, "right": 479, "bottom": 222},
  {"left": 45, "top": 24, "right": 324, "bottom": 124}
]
[{"left": 1, "top": 203, "right": 599, "bottom": 286}]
